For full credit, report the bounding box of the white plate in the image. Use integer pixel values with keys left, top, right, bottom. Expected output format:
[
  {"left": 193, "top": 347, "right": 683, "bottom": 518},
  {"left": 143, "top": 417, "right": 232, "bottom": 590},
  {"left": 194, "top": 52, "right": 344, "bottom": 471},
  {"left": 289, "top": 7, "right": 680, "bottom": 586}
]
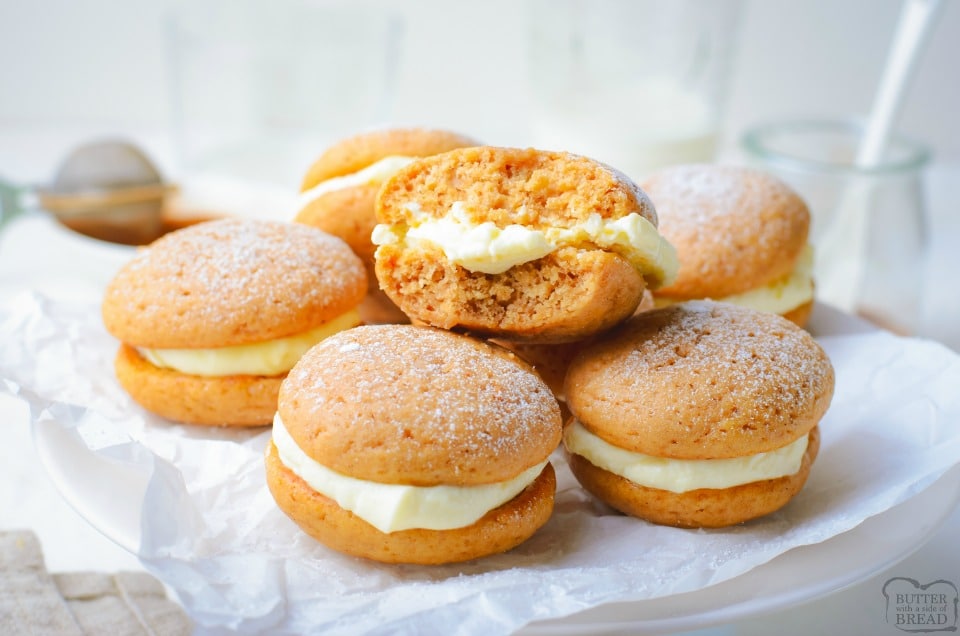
[
  {"left": 29, "top": 303, "right": 960, "bottom": 633},
  {"left": 33, "top": 419, "right": 960, "bottom": 634},
  {"left": 522, "top": 465, "right": 960, "bottom": 634}
]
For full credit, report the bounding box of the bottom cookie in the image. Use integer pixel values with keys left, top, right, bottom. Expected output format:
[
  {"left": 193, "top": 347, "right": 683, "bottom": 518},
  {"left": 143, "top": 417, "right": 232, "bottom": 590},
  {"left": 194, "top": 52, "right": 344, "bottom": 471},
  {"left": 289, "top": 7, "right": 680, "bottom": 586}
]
[
  {"left": 265, "top": 442, "right": 556, "bottom": 564},
  {"left": 567, "top": 427, "right": 820, "bottom": 528}
]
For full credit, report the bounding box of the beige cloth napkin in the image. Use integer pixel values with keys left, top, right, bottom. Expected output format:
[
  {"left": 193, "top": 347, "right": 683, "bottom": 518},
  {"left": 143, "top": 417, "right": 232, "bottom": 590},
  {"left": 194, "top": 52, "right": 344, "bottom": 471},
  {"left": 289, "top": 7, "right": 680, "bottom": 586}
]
[{"left": 0, "top": 530, "right": 192, "bottom": 635}]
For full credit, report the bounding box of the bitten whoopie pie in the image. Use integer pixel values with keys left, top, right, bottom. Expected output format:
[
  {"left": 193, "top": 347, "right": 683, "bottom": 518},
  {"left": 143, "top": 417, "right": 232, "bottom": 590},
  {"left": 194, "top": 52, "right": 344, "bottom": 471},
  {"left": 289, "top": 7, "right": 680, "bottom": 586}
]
[
  {"left": 102, "top": 219, "right": 366, "bottom": 426},
  {"left": 372, "top": 146, "right": 678, "bottom": 343},
  {"left": 295, "top": 127, "right": 477, "bottom": 324},
  {"left": 563, "top": 301, "right": 834, "bottom": 528},
  {"left": 265, "top": 324, "right": 562, "bottom": 564},
  {"left": 642, "top": 164, "right": 814, "bottom": 326}
]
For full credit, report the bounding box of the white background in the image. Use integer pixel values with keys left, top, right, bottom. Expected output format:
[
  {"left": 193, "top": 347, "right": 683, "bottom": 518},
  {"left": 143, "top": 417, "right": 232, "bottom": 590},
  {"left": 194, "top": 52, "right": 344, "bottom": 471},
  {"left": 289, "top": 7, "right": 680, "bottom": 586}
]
[{"left": 0, "top": 0, "right": 957, "bottom": 179}]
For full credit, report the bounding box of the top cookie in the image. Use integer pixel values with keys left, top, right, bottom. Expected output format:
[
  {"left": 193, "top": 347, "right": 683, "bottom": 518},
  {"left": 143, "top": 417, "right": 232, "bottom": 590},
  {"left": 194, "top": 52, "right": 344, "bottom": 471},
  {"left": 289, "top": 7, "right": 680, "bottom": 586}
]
[
  {"left": 299, "top": 127, "right": 479, "bottom": 192},
  {"left": 278, "top": 324, "right": 562, "bottom": 485},
  {"left": 377, "top": 146, "right": 657, "bottom": 232},
  {"left": 642, "top": 164, "right": 810, "bottom": 300},
  {"left": 102, "top": 219, "right": 366, "bottom": 349},
  {"left": 565, "top": 301, "right": 834, "bottom": 459}
]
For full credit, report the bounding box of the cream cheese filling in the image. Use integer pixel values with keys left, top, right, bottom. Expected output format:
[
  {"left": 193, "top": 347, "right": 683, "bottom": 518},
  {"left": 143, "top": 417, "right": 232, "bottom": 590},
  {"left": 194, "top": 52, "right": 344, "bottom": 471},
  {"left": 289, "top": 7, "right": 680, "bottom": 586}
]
[
  {"left": 656, "top": 244, "right": 815, "bottom": 314},
  {"left": 298, "top": 156, "right": 417, "bottom": 209},
  {"left": 272, "top": 413, "right": 549, "bottom": 533},
  {"left": 563, "top": 419, "right": 809, "bottom": 494},
  {"left": 371, "top": 202, "right": 679, "bottom": 288},
  {"left": 137, "top": 310, "right": 361, "bottom": 377}
]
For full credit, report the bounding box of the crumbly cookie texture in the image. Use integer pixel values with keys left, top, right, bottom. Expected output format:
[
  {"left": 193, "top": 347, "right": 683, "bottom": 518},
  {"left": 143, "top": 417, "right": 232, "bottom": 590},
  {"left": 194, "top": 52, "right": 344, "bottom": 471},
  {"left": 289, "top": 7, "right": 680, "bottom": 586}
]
[
  {"left": 102, "top": 218, "right": 366, "bottom": 349},
  {"left": 376, "top": 147, "right": 657, "bottom": 229},
  {"left": 376, "top": 244, "right": 646, "bottom": 342},
  {"left": 296, "top": 184, "right": 409, "bottom": 324},
  {"left": 374, "top": 146, "right": 663, "bottom": 342},
  {"left": 643, "top": 164, "right": 810, "bottom": 300}
]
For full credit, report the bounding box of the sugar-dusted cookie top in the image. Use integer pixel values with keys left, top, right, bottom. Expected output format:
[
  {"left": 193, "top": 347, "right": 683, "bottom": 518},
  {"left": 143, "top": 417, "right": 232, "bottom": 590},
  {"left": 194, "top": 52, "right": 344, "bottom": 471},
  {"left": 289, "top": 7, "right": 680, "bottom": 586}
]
[
  {"left": 278, "top": 324, "right": 562, "bottom": 486},
  {"left": 642, "top": 164, "right": 810, "bottom": 300},
  {"left": 102, "top": 219, "right": 366, "bottom": 348},
  {"left": 300, "top": 127, "right": 479, "bottom": 191},
  {"left": 565, "top": 301, "right": 834, "bottom": 459}
]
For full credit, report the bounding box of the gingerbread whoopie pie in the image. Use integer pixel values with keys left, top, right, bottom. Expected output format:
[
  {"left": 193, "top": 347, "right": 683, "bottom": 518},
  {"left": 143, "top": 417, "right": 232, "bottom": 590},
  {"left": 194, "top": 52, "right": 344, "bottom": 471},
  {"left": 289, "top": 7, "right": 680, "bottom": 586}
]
[
  {"left": 295, "top": 128, "right": 477, "bottom": 324},
  {"left": 371, "top": 146, "right": 678, "bottom": 343},
  {"left": 102, "top": 219, "right": 366, "bottom": 426},
  {"left": 642, "top": 164, "right": 814, "bottom": 326},
  {"left": 563, "top": 301, "right": 834, "bottom": 528},
  {"left": 265, "top": 324, "right": 562, "bottom": 564}
]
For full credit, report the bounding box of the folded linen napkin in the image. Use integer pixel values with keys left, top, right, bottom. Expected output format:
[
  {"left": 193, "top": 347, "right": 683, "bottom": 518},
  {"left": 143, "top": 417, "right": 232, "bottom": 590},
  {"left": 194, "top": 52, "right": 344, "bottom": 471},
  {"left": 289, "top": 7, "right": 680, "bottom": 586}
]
[{"left": 0, "top": 530, "right": 191, "bottom": 635}]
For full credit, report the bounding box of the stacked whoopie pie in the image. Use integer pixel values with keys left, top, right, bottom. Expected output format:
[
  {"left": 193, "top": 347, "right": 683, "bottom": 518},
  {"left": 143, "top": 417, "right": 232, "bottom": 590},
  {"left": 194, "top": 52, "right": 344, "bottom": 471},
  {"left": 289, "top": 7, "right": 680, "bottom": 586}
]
[
  {"left": 642, "top": 164, "right": 815, "bottom": 327},
  {"left": 265, "top": 144, "right": 680, "bottom": 563},
  {"left": 294, "top": 127, "right": 477, "bottom": 325},
  {"left": 266, "top": 325, "right": 562, "bottom": 564},
  {"left": 563, "top": 301, "right": 833, "bottom": 528},
  {"left": 101, "top": 218, "right": 367, "bottom": 427},
  {"left": 103, "top": 132, "right": 834, "bottom": 564}
]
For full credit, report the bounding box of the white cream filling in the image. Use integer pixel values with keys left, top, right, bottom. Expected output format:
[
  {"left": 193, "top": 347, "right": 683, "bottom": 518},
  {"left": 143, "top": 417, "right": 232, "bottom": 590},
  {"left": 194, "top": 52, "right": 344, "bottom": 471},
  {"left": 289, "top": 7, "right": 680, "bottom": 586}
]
[
  {"left": 563, "top": 419, "right": 809, "bottom": 494},
  {"left": 138, "top": 310, "right": 360, "bottom": 377},
  {"left": 371, "top": 202, "right": 678, "bottom": 288},
  {"left": 298, "top": 156, "right": 417, "bottom": 209},
  {"left": 272, "top": 413, "right": 548, "bottom": 533},
  {"left": 656, "top": 244, "right": 815, "bottom": 314}
]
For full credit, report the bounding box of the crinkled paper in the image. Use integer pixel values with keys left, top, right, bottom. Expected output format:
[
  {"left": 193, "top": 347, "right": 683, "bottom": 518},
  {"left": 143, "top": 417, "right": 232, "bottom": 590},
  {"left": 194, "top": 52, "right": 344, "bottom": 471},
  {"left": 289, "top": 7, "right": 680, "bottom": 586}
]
[{"left": 2, "top": 293, "right": 959, "bottom": 635}]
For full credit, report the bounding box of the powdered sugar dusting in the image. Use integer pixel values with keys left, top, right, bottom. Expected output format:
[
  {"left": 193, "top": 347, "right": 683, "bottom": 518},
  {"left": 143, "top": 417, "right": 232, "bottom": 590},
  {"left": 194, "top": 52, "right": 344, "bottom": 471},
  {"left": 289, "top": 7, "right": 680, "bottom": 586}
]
[
  {"left": 644, "top": 164, "right": 745, "bottom": 234},
  {"left": 280, "top": 325, "right": 562, "bottom": 484},
  {"left": 641, "top": 164, "right": 809, "bottom": 297},
  {"left": 593, "top": 157, "right": 659, "bottom": 226},
  {"left": 568, "top": 301, "right": 834, "bottom": 458},
  {"left": 103, "top": 219, "right": 366, "bottom": 347}
]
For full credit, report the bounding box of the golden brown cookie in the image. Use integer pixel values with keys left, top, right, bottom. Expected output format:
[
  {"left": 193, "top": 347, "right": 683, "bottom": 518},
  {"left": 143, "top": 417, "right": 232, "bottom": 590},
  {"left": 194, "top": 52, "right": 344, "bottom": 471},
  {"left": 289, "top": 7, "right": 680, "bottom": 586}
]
[
  {"left": 266, "top": 444, "right": 556, "bottom": 565},
  {"left": 266, "top": 324, "right": 562, "bottom": 564},
  {"left": 563, "top": 301, "right": 834, "bottom": 527},
  {"left": 102, "top": 219, "right": 366, "bottom": 426},
  {"left": 642, "top": 164, "right": 814, "bottom": 326},
  {"left": 114, "top": 344, "right": 283, "bottom": 427},
  {"left": 373, "top": 146, "right": 678, "bottom": 343},
  {"left": 295, "top": 128, "right": 478, "bottom": 325},
  {"left": 492, "top": 339, "right": 587, "bottom": 404},
  {"left": 782, "top": 299, "right": 815, "bottom": 327},
  {"left": 566, "top": 428, "right": 819, "bottom": 528}
]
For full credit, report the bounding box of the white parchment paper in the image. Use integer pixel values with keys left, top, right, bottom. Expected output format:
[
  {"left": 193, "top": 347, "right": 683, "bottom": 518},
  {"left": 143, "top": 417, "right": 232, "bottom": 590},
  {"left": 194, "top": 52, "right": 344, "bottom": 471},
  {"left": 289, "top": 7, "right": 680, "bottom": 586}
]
[{"left": 2, "top": 292, "right": 959, "bottom": 635}]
